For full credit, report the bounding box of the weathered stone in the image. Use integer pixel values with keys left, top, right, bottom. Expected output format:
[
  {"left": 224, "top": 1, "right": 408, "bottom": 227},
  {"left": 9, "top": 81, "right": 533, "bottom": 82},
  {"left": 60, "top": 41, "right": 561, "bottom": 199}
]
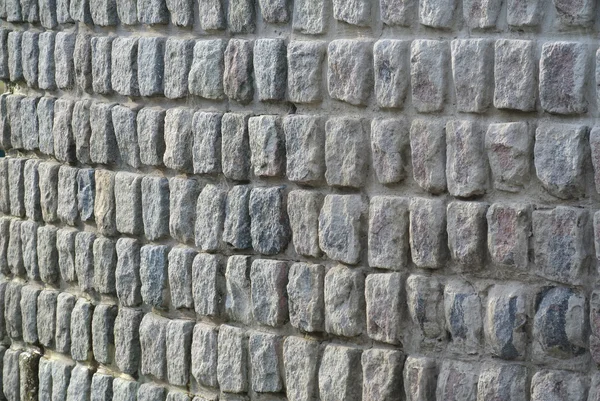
[
  {"left": 53, "top": 99, "right": 76, "bottom": 163},
  {"left": 446, "top": 120, "right": 487, "bottom": 197},
  {"left": 92, "top": 304, "right": 117, "bottom": 364},
  {"left": 368, "top": 196, "right": 409, "bottom": 270},
  {"left": 164, "top": 108, "right": 194, "bottom": 172},
  {"left": 250, "top": 259, "right": 288, "bottom": 326},
  {"left": 477, "top": 363, "right": 528, "bottom": 401},
  {"left": 293, "top": 0, "right": 326, "bottom": 33},
  {"left": 217, "top": 324, "right": 248, "bottom": 393},
  {"left": 165, "top": 0, "right": 192, "bottom": 25},
  {"left": 38, "top": 34, "right": 56, "bottom": 90},
  {"left": 451, "top": 39, "right": 493, "bottom": 113},
  {"left": 37, "top": 97, "right": 56, "bottom": 153},
  {"left": 141, "top": 176, "right": 170, "bottom": 241},
  {"left": 318, "top": 344, "right": 362, "bottom": 401},
  {"left": 75, "top": 232, "right": 95, "bottom": 292},
  {"left": 113, "top": 378, "right": 139, "bottom": 401},
  {"left": 138, "top": 0, "right": 168, "bottom": 24},
  {"left": 55, "top": 292, "right": 76, "bottom": 353},
  {"left": 38, "top": 225, "right": 59, "bottom": 284},
  {"left": 93, "top": 237, "right": 117, "bottom": 295},
  {"left": 37, "top": 290, "right": 57, "bottom": 348},
  {"left": 487, "top": 203, "right": 531, "bottom": 269},
  {"left": 164, "top": 39, "right": 193, "bottom": 99},
  {"left": 38, "top": 358, "right": 52, "bottom": 401},
  {"left": 494, "top": 40, "right": 537, "bottom": 111},
  {"left": 168, "top": 247, "right": 195, "bottom": 309},
  {"left": 91, "top": 36, "right": 113, "bottom": 94},
  {"left": 225, "top": 255, "right": 252, "bottom": 324},
  {"left": 444, "top": 280, "right": 483, "bottom": 354},
  {"left": 539, "top": 42, "right": 588, "bottom": 114},
  {"left": 287, "top": 190, "right": 322, "bottom": 257},
  {"left": 3, "top": 349, "right": 21, "bottom": 401},
  {"left": 436, "top": 360, "right": 479, "bottom": 401},
  {"left": 403, "top": 356, "right": 437, "bottom": 401},
  {"left": 248, "top": 115, "right": 285, "bottom": 177},
  {"left": 248, "top": 331, "right": 282, "bottom": 392},
  {"left": 138, "top": 108, "right": 166, "bottom": 166},
  {"left": 327, "top": 40, "right": 373, "bottom": 105},
  {"left": 169, "top": 177, "right": 200, "bottom": 244},
  {"left": 21, "top": 221, "right": 39, "bottom": 281},
  {"left": 115, "top": 172, "right": 143, "bottom": 235},
  {"left": 287, "top": 41, "right": 325, "bottom": 103},
  {"left": 319, "top": 194, "right": 364, "bottom": 264},
  {"left": 90, "top": 0, "right": 118, "bottom": 25},
  {"left": 446, "top": 201, "right": 488, "bottom": 269},
  {"left": 325, "top": 117, "right": 368, "bottom": 188},
  {"left": 406, "top": 275, "right": 445, "bottom": 341},
  {"left": 77, "top": 169, "right": 95, "bottom": 222},
  {"left": 554, "top": 0, "right": 595, "bottom": 27},
  {"left": 192, "top": 111, "right": 222, "bottom": 174},
  {"left": 530, "top": 370, "right": 587, "bottom": 401},
  {"left": 140, "top": 245, "right": 169, "bottom": 309},
  {"left": 254, "top": 39, "right": 286, "bottom": 101},
  {"left": 192, "top": 253, "right": 223, "bottom": 317},
  {"left": 90, "top": 373, "right": 113, "bottom": 401},
  {"left": 222, "top": 113, "right": 251, "bottom": 180},
  {"left": 333, "top": 0, "right": 369, "bottom": 24},
  {"left": 57, "top": 228, "right": 77, "bottom": 282},
  {"left": 372, "top": 119, "right": 408, "bottom": 184},
  {"left": 8, "top": 158, "right": 25, "bottom": 217},
  {"left": 374, "top": 40, "right": 409, "bottom": 108},
  {"left": 507, "top": 0, "right": 544, "bottom": 26},
  {"left": 166, "top": 319, "right": 194, "bottom": 386},
  {"left": 324, "top": 265, "right": 365, "bottom": 337},
  {"left": 137, "top": 37, "right": 165, "bottom": 96},
  {"left": 283, "top": 115, "right": 325, "bottom": 184},
  {"left": 362, "top": 348, "right": 404, "bottom": 401},
  {"left": 74, "top": 33, "right": 92, "bottom": 92},
  {"left": 21, "top": 97, "right": 39, "bottom": 151},
  {"left": 57, "top": 165, "right": 79, "bottom": 225},
  {"left": 72, "top": 100, "right": 92, "bottom": 164},
  {"left": 463, "top": 0, "right": 502, "bottom": 27},
  {"left": 114, "top": 307, "right": 143, "bottom": 375},
  {"left": 419, "top": 0, "right": 456, "bottom": 27},
  {"left": 0, "top": 162, "right": 8, "bottom": 214},
  {"left": 223, "top": 39, "right": 253, "bottom": 103},
  {"left": 90, "top": 102, "right": 118, "bottom": 164},
  {"left": 138, "top": 383, "right": 166, "bottom": 401},
  {"left": 70, "top": 298, "right": 93, "bottom": 361},
  {"left": 22, "top": 31, "right": 39, "bottom": 88},
  {"left": 112, "top": 105, "right": 140, "bottom": 168},
  {"left": 116, "top": 238, "right": 141, "bottom": 307},
  {"left": 191, "top": 323, "right": 219, "bottom": 387},
  {"left": 409, "top": 197, "right": 447, "bottom": 268},
  {"left": 195, "top": 184, "right": 226, "bottom": 251},
  {"left": 228, "top": 0, "right": 255, "bottom": 32},
  {"left": 20, "top": 285, "right": 40, "bottom": 344},
  {"left": 112, "top": 37, "right": 139, "bottom": 96},
  {"left": 249, "top": 187, "right": 290, "bottom": 255},
  {"left": 189, "top": 40, "right": 225, "bottom": 100},
  {"left": 23, "top": 160, "right": 41, "bottom": 222},
  {"left": 410, "top": 40, "right": 448, "bottom": 112},
  {"left": 7, "top": 220, "right": 23, "bottom": 277},
  {"left": 7, "top": 32, "right": 23, "bottom": 82},
  {"left": 139, "top": 312, "right": 168, "bottom": 379},
  {"left": 365, "top": 272, "right": 404, "bottom": 344},
  {"left": 55, "top": 32, "right": 76, "bottom": 90},
  {"left": 116, "top": 0, "right": 137, "bottom": 24},
  {"left": 198, "top": 0, "right": 224, "bottom": 29}
]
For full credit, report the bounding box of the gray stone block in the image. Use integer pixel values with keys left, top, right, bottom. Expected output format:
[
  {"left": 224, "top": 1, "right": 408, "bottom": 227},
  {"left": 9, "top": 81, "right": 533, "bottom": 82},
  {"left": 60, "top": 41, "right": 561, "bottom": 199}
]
[
  {"left": 112, "top": 105, "right": 140, "bottom": 168},
  {"left": 140, "top": 245, "right": 169, "bottom": 308},
  {"left": 93, "top": 237, "right": 117, "bottom": 295},
  {"left": 115, "top": 172, "right": 143, "bottom": 235},
  {"left": 410, "top": 40, "right": 448, "bottom": 112},
  {"left": 77, "top": 168, "right": 95, "bottom": 222},
  {"left": 487, "top": 203, "right": 531, "bottom": 269},
  {"left": 287, "top": 190, "right": 322, "bottom": 257},
  {"left": 40, "top": 0, "right": 57, "bottom": 27},
  {"left": 287, "top": 262, "right": 324, "bottom": 332},
  {"left": 37, "top": 97, "right": 55, "bottom": 154},
  {"left": 494, "top": 39, "right": 537, "bottom": 111},
  {"left": 362, "top": 349, "right": 405, "bottom": 401},
  {"left": 38, "top": 32, "right": 56, "bottom": 90},
  {"left": 192, "top": 323, "right": 219, "bottom": 387},
  {"left": 18, "top": 351, "right": 39, "bottom": 401},
  {"left": 248, "top": 115, "right": 285, "bottom": 177},
  {"left": 70, "top": 298, "right": 93, "bottom": 361},
  {"left": 38, "top": 358, "right": 52, "bottom": 401},
  {"left": 0, "top": 30, "right": 8, "bottom": 80},
  {"left": 324, "top": 265, "right": 365, "bottom": 337},
  {"left": 92, "top": 304, "right": 117, "bottom": 364},
  {"left": 287, "top": 41, "right": 325, "bottom": 103},
  {"left": 91, "top": 373, "right": 113, "bottom": 401},
  {"left": 318, "top": 344, "right": 362, "bottom": 401},
  {"left": 319, "top": 194, "right": 364, "bottom": 265},
  {"left": 57, "top": 228, "right": 77, "bottom": 282},
  {"left": 139, "top": 312, "right": 168, "bottom": 379},
  {"left": 138, "top": 0, "right": 168, "bottom": 24},
  {"left": 7, "top": 32, "right": 23, "bottom": 82},
  {"left": 477, "top": 363, "right": 528, "bottom": 401},
  {"left": 333, "top": 0, "right": 369, "bottom": 24},
  {"left": 540, "top": 42, "right": 588, "bottom": 114},
  {"left": 20, "top": 285, "right": 40, "bottom": 344},
  {"left": 228, "top": 0, "right": 255, "bottom": 32},
  {"left": 22, "top": 31, "right": 39, "bottom": 88},
  {"left": 94, "top": 169, "right": 116, "bottom": 236},
  {"left": 249, "top": 187, "right": 290, "bottom": 255},
  {"left": 199, "top": 0, "right": 225, "bottom": 29},
  {"left": 374, "top": 40, "right": 409, "bottom": 108},
  {"left": 70, "top": 0, "right": 91, "bottom": 22},
  {"left": 463, "top": 0, "right": 502, "bottom": 27},
  {"left": 189, "top": 40, "right": 225, "bottom": 100},
  {"left": 141, "top": 176, "right": 170, "bottom": 241},
  {"left": 223, "top": 39, "right": 254, "bottom": 103},
  {"left": 327, "top": 40, "right": 373, "bottom": 105},
  {"left": 75, "top": 231, "right": 95, "bottom": 292},
  {"left": 114, "top": 307, "right": 143, "bottom": 375},
  {"left": 53, "top": 99, "right": 75, "bottom": 163},
  {"left": 419, "top": 0, "right": 456, "bottom": 27},
  {"left": 436, "top": 360, "right": 479, "bottom": 401},
  {"left": 166, "top": 0, "right": 192, "bottom": 26},
  {"left": 250, "top": 259, "right": 288, "bottom": 326},
  {"left": 167, "top": 392, "right": 190, "bottom": 401},
  {"left": 138, "top": 107, "right": 166, "bottom": 166},
  {"left": 164, "top": 39, "right": 193, "bottom": 99},
  {"left": 57, "top": 165, "right": 79, "bottom": 225},
  {"left": 0, "top": 161, "right": 7, "bottom": 214},
  {"left": 223, "top": 186, "right": 252, "bottom": 249},
  {"left": 249, "top": 331, "right": 282, "bottom": 392},
  {"left": 169, "top": 177, "right": 200, "bottom": 244},
  {"left": 55, "top": 292, "right": 76, "bottom": 353},
  {"left": 37, "top": 225, "right": 58, "bottom": 284},
  {"left": 112, "top": 37, "right": 139, "bottom": 96},
  {"left": 113, "top": 378, "right": 139, "bottom": 401},
  {"left": 380, "top": 0, "right": 413, "bottom": 25},
  {"left": 38, "top": 162, "right": 59, "bottom": 223},
  {"left": 21, "top": 221, "right": 39, "bottom": 281},
  {"left": 168, "top": 247, "right": 196, "bottom": 309},
  {"left": 164, "top": 108, "right": 193, "bottom": 172},
  {"left": 325, "top": 117, "right": 368, "bottom": 188},
  {"left": 23, "top": 159, "right": 41, "bottom": 221},
  {"left": 90, "top": 0, "right": 118, "bottom": 25},
  {"left": 53, "top": 360, "right": 74, "bottom": 401},
  {"left": 7, "top": 95, "right": 24, "bottom": 150},
  {"left": 37, "top": 290, "right": 58, "bottom": 347},
  {"left": 283, "top": 336, "right": 319, "bottom": 401},
  {"left": 0, "top": 219, "right": 8, "bottom": 275},
  {"left": 409, "top": 197, "right": 447, "bottom": 268},
  {"left": 166, "top": 319, "right": 194, "bottom": 386},
  {"left": 486, "top": 122, "right": 533, "bottom": 192},
  {"left": 365, "top": 273, "right": 404, "bottom": 344},
  {"left": 91, "top": 36, "right": 113, "bottom": 95},
  {"left": 444, "top": 280, "right": 483, "bottom": 354},
  {"left": 254, "top": 39, "right": 286, "bottom": 101},
  {"left": 446, "top": 120, "right": 487, "bottom": 197},
  {"left": 21, "top": 97, "right": 39, "bottom": 151},
  {"left": 117, "top": 0, "right": 138, "bottom": 24},
  {"left": 371, "top": 119, "right": 408, "bottom": 184},
  {"left": 192, "top": 111, "right": 222, "bottom": 174},
  {"left": 451, "top": 39, "right": 493, "bottom": 113},
  {"left": 217, "top": 325, "right": 248, "bottom": 393},
  {"left": 368, "top": 196, "right": 409, "bottom": 270},
  {"left": 7, "top": 220, "right": 23, "bottom": 276},
  {"left": 90, "top": 102, "right": 118, "bottom": 164},
  {"left": 55, "top": 32, "right": 76, "bottom": 90},
  {"left": 3, "top": 349, "right": 20, "bottom": 401},
  {"left": 406, "top": 275, "right": 445, "bottom": 341},
  {"left": 138, "top": 383, "right": 166, "bottom": 401},
  {"left": 293, "top": 0, "right": 326, "bottom": 33},
  {"left": 447, "top": 201, "right": 488, "bottom": 269},
  {"left": 195, "top": 184, "right": 226, "bottom": 251},
  {"left": 116, "top": 238, "right": 141, "bottom": 307},
  {"left": 225, "top": 255, "right": 252, "bottom": 323},
  {"left": 192, "top": 253, "right": 223, "bottom": 317},
  {"left": 222, "top": 113, "right": 251, "bottom": 180},
  {"left": 507, "top": 0, "right": 544, "bottom": 26},
  {"left": 403, "top": 356, "right": 437, "bottom": 401},
  {"left": 138, "top": 37, "right": 165, "bottom": 96},
  {"left": 259, "top": 0, "right": 288, "bottom": 22}
]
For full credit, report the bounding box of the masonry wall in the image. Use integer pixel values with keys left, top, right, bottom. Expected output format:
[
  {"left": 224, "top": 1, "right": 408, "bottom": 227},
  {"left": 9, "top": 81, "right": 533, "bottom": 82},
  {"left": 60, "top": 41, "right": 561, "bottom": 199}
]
[{"left": 0, "top": 0, "right": 598, "bottom": 400}]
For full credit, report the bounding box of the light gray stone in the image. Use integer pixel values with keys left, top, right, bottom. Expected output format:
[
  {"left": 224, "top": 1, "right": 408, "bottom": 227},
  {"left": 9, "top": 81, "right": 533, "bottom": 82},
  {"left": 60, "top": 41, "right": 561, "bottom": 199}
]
[
  {"left": 140, "top": 312, "right": 168, "bottom": 379},
  {"left": 90, "top": 373, "right": 113, "bottom": 401},
  {"left": 368, "top": 196, "right": 409, "bottom": 270},
  {"left": 451, "top": 39, "right": 494, "bottom": 113},
  {"left": 283, "top": 115, "right": 324, "bottom": 184},
  {"left": 365, "top": 272, "right": 404, "bottom": 344},
  {"left": 114, "top": 308, "right": 143, "bottom": 375},
  {"left": 8, "top": 158, "right": 25, "bottom": 218},
  {"left": 92, "top": 304, "right": 117, "bottom": 364},
  {"left": 7, "top": 32, "right": 23, "bottom": 82},
  {"left": 137, "top": 37, "right": 165, "bottom": 96},
  {"left": 444, "top": 280, "right": 483, "bottom": 354},
  {"left": 195, "top": 184, "right": 226, "bottom": 251},
  {"left": 75, "top": 232, "right": 95, "bottom": 292},
  {"left": 141, "top": 176, "right": 170, "bottom": 241},
  {"left": 507, "top": 0, "right": 544, "bottom": 26},
  {"left": 37, "top": 290, "right": 58, "bottom": 346},
  {"left": 254, "top": 39, "right": 286, "bottom": 101},
  {"left": 486, "top": 122, "right": 533, "bottom": 192},
  {"left": 225, "top": 255, "right": 252, "bottom": 324},
  {"left": 487, "top": 203, "right": 531, "bottom": 269},
  {"left": 138, "top": 108, "right": 165, "bottom": 165},
  {"left": 137, "top": 0, "right": 168, "bottom": 24},
  {"left": 93, "top": 237, "right": 117, "bottom": 295},
  {"left": 463, "top": 0, "right": 502, "bottom": 27},
  {"left": 319, "top": 194, "right": 364, "bottom": 265},
  {"left": 90, "top": 0, "right": 118, "bottom": 25},
  {"left": 55, "top": 32, "right": 76, "bottom": 90},
  {"left": 20, "top": 285, "right": 40, "bottom": 345},
  {"left": 3, "top": 349, "right": 20, "bottom": 401},
  {"left": 248, "top": 115, "right": 285, "bottom": 177},
  {"left": 55, "top": 292, "right": 76, "bottom": 353},
  {"left": 419, "top": 0, "right": 456, "bottom": 27},
  {"left": 94, "top": 169, "right": 117, "bottom": 236},
  {"left": 53, "top": 99, "right": 76, "bottom": 163},
  {"left": 117, "top": 0, "right": 138, "bottom": 24},
  {"left": 228, "top": 0, "right": 255, "bottom": 32},
  {"left": 259, "top": 0, "right": 288, "bottom": 22},
  {"left": 166, "top": 0, "right": 192, "bottom": 26},
  {"left": 57, "top": 228, "right": 77, "bottom": 282},
  {"left": 325, "top": 117, "right": 368, "bottom": 188},
  {"left": 23, "top": 160, "right": 41, "bottom": 222},
  {"left": 72, "top": 100, "right": 92, "bottom": 164},
  {"left": 446, "top": 120, "right": 487, "bottom": 197},
  {"left": 138, "top": 383, "right": 166, "bottom": 401},
  {"left": 436, "top": 360, "right": 479, "bottom": 401},
  {"left": 287, "top": 41, "right": 325, "bottom": 103},
  {"left": 327, "top": 40, "right": 373, "bottom": 105},
  {"left": 77, "top": 169, "right": 95, "bottom": 222},
  {"left": 324, "top": 265, "right": 365, "bottom": 337},
  {"left": 192, "top": 323, "right": 219, "bottom": 387},
  {"left": 371, "top": 118, "right": 408, "bottom": 184},
  {"left": 74, "top": 33, "right": 92, "bottom": 92},
  {"left": 409, "top": 197, "right": 447, "bottom": 268},
  {"left": 54, "top": 360, "right": 76, "bottom": 401},
  {"left": 112, "top": 37, "right": 139, "bottom": 96},
  {"left": 21, "top": 221, "right": 39, "bottom": 281},
  {"left": 189, "top": 40, "right": 225, "bottom": 99},
  {"left": 164, "top": 39, "right": 193, "bottom": 99},
  {"left": 374, "top": 40, "right": 409, "bottom": 108},
  {"left": 199, "top": 0, "right": 224, "bottom": 29},
  {"left": 115, "top": 172, "right": 143, "bottom": 235},
  {"left": 90, "top": 102, "right": 118, "bottom": 164},
  {"left": 116, "top": 238, "right": 141, "bottom": 307},
  {"left": 38, "top": 33, "right": 56, "bottom": 90},
  {"left": 192, "top": 111, "right": 222, "bottom": 174},
  {"left": 22, "top": 31, "right": 39, "bottom": 88},
  {"left": 169, "top": 177, "right": 200, "bottom": 244},
  {"left": 287, "top": 262, "right": 324, "bottom": 332},
  {"left": 222, "top": 113, "right": 251, "bottom": 180},
  {"left": 70, "top": 298, "right": 93, "bottom": 361},
  {"left": 406, "top": 275, "right": 445, "bottom": 341},
  {"left": 223, "top": 39, "right": 254, "bottom": 103},
  {"left": 57, "top": 165, "right": 79, "bottom": 225},
  {"left": 318, "top": 344, "right": 362, "bottom": 401},
  {"left": 166, "top": 319, "right": 194, "bottom": 386},
  {"left": 140, "top": 245, "right": 169, "bottom": 309},
  {"left": 113, "top": 378, "right": 139, "bottom": 401},
  {"left": 494, "top": 39, "right": 537, "bottom": 111},
  {"left": 380, "top": 0, "right": 413, "bottom": 25},
  {"left": 168, "top": 247, "right": 196, "bottom": 309},
  {"left": 410, "top": 40, "right": 448, "bottom": 112},
  {"left": 403, "top": 356, "right": 437, "bottom": 401},
  {"left": 91, "top": 36, "right": 113, "bottom": 95},
  {"left": 362, "top": 349, "right": 404, "bottom": 401},
  {"left": 112, "top": 105, "right": 140, "bottom": 168},
  {"left": 249, "top": 332, "right": 282, "bottom": 392},
  {"left": 164, "top": 108, "right": 193, "bottom": 172},
  {"left": 7, "top": 220, "right": 23, "bottom": 277},
  {"left": 287, "top": 190, "right": 322, "bottom": 257},
  {"left": 283, "top": 336, "right": 319, "bottom": 401},
  {"left": 249, "top": 187, "right": 291, "bottom": 255},
  {"left": 217, "top": 325, "right": 248, "bottom": 393},
  {"left": 447, "top": 201, "right": 488, "bottom": 268},
  {"left": 251, "top": 259, "right": 288, "bottom": 326},
  {"left": 192, "top": 253, "right": 223, "bottom": 317},
  {"left": 37, "top": 226, "right": 58, "bottom": 284}
]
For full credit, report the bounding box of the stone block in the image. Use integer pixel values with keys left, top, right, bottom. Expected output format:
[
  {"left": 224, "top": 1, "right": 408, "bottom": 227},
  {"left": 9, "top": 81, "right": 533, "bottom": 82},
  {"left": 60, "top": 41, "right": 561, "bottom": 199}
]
[
  {"left": 199, "top": 0, "right": 224, "bottom": 29},
  {"left": 90, "top": 373, "right": 113, "bottom": 401},
  {"left": 228, "top": 0, "right": 255, "bottom": 32},
  {"left": 333, "top": 0, "right": 369, "bottom": 24},
  {"left": 116, "top": 238, "right": 141, "bottom": 307},
  {"left": 92, "top": 304, "right": 117, "bottom": 364},
  {"left": 554, "top": 0, "right": 595, "bottom": 27},
  {"left": 23, "top": 160, "right": 41, "bottom": 222},
  {"left": 7, "top": 32, "right": 22, "bottom": 82},
  {"left": 410, "top": 40, "right": 448, "bottom": 112},
  {"left": 164, "top": 107, "right": 194, "bottom": 169},
  {"left": 112, "top": 37, "right": 139, "bottom": 96},
  {"left": 139, "top": 312, "right": 168, "bottom": 379},
  {"left": 293, "top": 0, "right": 326, "bottom": 33},
  {"left": 403, "top": 356, "right": 437, "bottom": 401},
  {"left": 409, "top": 197, "right": 447, "bottom": 268},
  {"left": 22, "top": 31, "right": 39, "bottom": 88},
  {"left": 259, "top": 0, "right": 288, "bottom": 22},
  {"left": 74, "top": 33, "right": 92, "bottom": 92},
  {"left": 166, "top": 0, "right": 192, "bottom": 26},
  {"left": 283, "top": 115, "right": 325, "bottom": 184},
  {"left": 3, "top": 349, "right": 20, "bottom": 401},
  {"left": 487, "top": 203, "right": 531, "bottom": 269},
  {"left": 463, "top": 0, "right": 501, "bottom": 27},
  {"left": 406, "top": 275, "right": 445, "bottom": 341},
  {"left": 225, "top": 255, "right": 252, "bottom": 324},
  {"left": 37, "top": 290, "right": 57, "bottom": 348},
  {"left": 444, "top": 280, "right": 483, "bottom": 354},
  {"left": 250, "top": 259, "right": 288, "bottom": 326},
  {"left": 21, "top": 97, "right": 39, "bottom": 151},
  {"left": 21, "top": 221, "right": 39, "bottom": 280},
  {"left": 0, "top": 31, "right": 8, "bottom": 79},
  {"left": 138, "top": 107, "right": 165, "bottom": 165},
  {"left": 494, "top": 39, "right": 537, "bottom": 111},
  {"left": 52, "top": 359, "right": 75, "bottom": 401},
  {"left": 325, "top": 117, "right": 368, "bottom": 188},
  {"left": 141, "top": 176, "right": 170, "bottom": 241},
  {"left": 113, "top": 378, "right": 139, "bottom": 401},
  {"left": 195, "top": 185, "right": 226, "bottom": 251},
  {"left": 450, "top": 39, "right": 493, "bottom": 113},
  {"left": 249, "top": 187, "right": 290, "bottom": 255},
  {"left": 287, "top": 190, "right": 322, "bottom": 257},
  {"left": 164, "top": 39, "right": 193, "bottom": 99},
  {"left": 485, "top": 285, "right": 529, "bottom": 360},
  {"left": 55, "top": 292, "right": 76, "bottom": 353},
  {"left": 53, "top": 99, "right": 75, "bottom": 163},
  {"left": 446, "top": 201, "right": 488, "bottom": 268},
  {"left": 57, "top": 228, "right": 77, "bottom": 282},
  {"left": 477, "top": 363, "right": 528, "bottom": 401},
  {"left": 368, "top": 196, "right": 409, "bottom": 269},
  {"left": 324, "top": 265, "right": 365, "bottom": 337},
  {"left": 486, "top": 122, "right": 533, "bottom": 192},
  {"left": 222, "top": 112, "right": 251, "bottom": 180},
  {"left": 37, "top": 97, "right": 55, "bottom": 154},
  {"left": 138, "top": 0, "right": 168, "bottom": 24},
  {"left": 374, "top": 40, "right": 409, "bottom": 108},
  {"left": 192, "top": 253, "right": 223, "bottom": 317},
  {"left": 57, "top": 166, "right": 78, "bottom": 225},
  {"left": 192, "top": 112, "right": 221, "bottom": 175},
  {"left": 77, "top": 169, "right": 95, "bottom": 222},
  {"left": 69, "top": 0, "right": 91, "bottom": 22},
  {"left": 112, "top": 105, "right": 140, "bottom": 168},
  {"left": 55, "top": 32, "right": 76, "bottom": 90},
  {"left": 90, "top": 0, "right": 118, "bottom": 25},
  {"left": 223, "top": 39, "right": 254, "bottom": 103},
  {"left": 372, "top": 118, "right": 409, "bottom": 185},
  {"left": 75, "top": 232, "right": 95, "bottom": 292},
  {"left": 327, "top": 40, "right": 373, "bottom": 105},
  {"left": 168, "top": 247, "right": 196, "bottom": 310},
  {"left": 539, "top": 42, "right": 588, "bottom": 114},
  {"left": 365, "top": 272, "right": 404, "bottom": 344},
  {"left": 72, "top": 100, "right": 92, "bottom": 164},
  {"left": 7, "top": 220, "right": 23, "bottom": 276},
  {"left": 0, "top": 162, "right": 7, "bottom": 214},
  {"left": 19, "top": 351, "right": 40, "bottom": 401},
  {"left": 287, "top": 41, "right": 325, "bottom": 103},
  {"left": 254, "top": 39, "right": 286, "bottom": 101},
  {"left": 91, "top": 36, "right": 113, "bottom": 95},
  {"left": 20, "top": 285, "right": 40, "bottom": 344},
  {"left": 8, "top": 158, "right": 25, "bottom": 217},
  {"left": 222, "top": 186, "right": 251, "bottom": 249},
  {"left": 38, "top": 33, "right": 56, "bottom": 90},
  {"left": 70, "top": 298, "right": 93, "bottom": 361},
  {"left": 7, "top": 95, "right": 24, "bottom": 150},
  {"left": 248, "top": 115, "right": 285, "bottom": 177},
  {"left": 39, "top": 162, "right": 59, "bottom": 223},
  {"left": 137, "top": 37, "right": 165, "bottom": 96},
  {"left": 283, "top": 336, "right": 319, "bottom": 401},
  {"left": 140, "top": 245, "right": 169, "bottom": 309},
  {"left": 507, "top": 0, "right": 544, "bottom": 25},
  {"left": 114, "top": 307, "right": 143, "bottom": 375},
  {"left": 117, "top": 0, "right": 137, "bottom": 24},
  {"left": 287, "top": 262, "right": 325, "bottom": 333},
  {"left": 319, "top": 194, "right": 364, "bottom": 264},
  {"left": 0, "top": 219, "right": 8, "bottom": 275},
  {"left": 530, "top": 370, "right": 587, "bottom": 401},
  {"left": 90, "top": 102, "right": 118, "bottom": 164},
  {"left": 188, "top": 40, "right": 225, "bottom": 99},
  {"left": 114, "top": 172, "right": 143, "bottom": 235},
  {"left": 249, "top": 331, "right": 282, "bottom": 392},
  {"left": 37, "top": 226, "right": 58, "bottom": 285},
  {"left": 169, "top": 177, "right": 200, "bottom": 244},
  {"left": 533, "top": 206, "right": 591, "bottom": 284},
  {"left": 419, "top": 0, "right": 456, "bottom": 27},
  {"left": 192, "top": 323, "right": 218, "bottom": 387},
  {"left": 217, "top": 325, "right": 248, "bottom": 393},
  {"left": 138, "top": 384, "right": 166, "bottom": 401},
  {"left": 318, "top": 344, "right": 362, "bottom": 401},
  {"left": 436, "top": 360, "right": 479, "bottom": 401},
  {"left": 446, "top": 120, "right": 487, "bottom": 197},
  {"left": 38, "top": 358, "right": 52, "bottom": 401},
  {"left": 93, "top": 237, "right": 117, "bottom": 295},
  {"left": 166, "top": 320, "right": 194, "bottom": 386},
  {"left": 362, "top": 349, "right": 404, "bottom": 401}
]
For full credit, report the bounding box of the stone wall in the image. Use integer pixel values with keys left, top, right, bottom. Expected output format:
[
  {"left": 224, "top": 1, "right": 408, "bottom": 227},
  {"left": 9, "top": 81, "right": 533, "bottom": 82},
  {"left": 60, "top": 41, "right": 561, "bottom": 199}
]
[{"left": 0, "top": 0, "right": 598, "bottom": 400}]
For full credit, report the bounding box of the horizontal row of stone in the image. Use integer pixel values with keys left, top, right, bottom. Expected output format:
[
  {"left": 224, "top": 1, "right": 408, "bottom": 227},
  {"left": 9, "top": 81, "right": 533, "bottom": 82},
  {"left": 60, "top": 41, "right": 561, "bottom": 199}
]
[
  {"left": 2, "top": 0, "right": 594, "bottom": 33},
  {"left": 1, "top": 31, "right": 598, "bottom": 112}
]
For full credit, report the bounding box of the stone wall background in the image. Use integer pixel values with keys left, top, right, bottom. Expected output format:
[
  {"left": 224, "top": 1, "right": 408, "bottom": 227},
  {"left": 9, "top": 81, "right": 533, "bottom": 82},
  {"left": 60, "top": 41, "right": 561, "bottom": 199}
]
[{"left": 0, "top": 0, "right": 598, "bottom": 400}]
